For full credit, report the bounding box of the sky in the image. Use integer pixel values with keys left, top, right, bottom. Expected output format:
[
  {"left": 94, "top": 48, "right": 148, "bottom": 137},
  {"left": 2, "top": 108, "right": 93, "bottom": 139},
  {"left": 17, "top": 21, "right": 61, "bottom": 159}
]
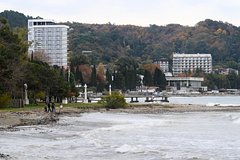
[{"left": 0, "top": 0, "right": 240, "bottom": 27}]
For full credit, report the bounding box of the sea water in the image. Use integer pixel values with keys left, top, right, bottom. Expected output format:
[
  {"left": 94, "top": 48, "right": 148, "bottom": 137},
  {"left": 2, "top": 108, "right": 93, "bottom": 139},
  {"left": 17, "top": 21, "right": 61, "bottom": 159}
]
[
  {"left": 126, "top": 96, "right": 240, "bottom": 106},
  {"left": 168, "top": 96, "right": 240, "bottom": 106},
  {"left": 1, "top": 112, "right": 240, "bottom": 160}
]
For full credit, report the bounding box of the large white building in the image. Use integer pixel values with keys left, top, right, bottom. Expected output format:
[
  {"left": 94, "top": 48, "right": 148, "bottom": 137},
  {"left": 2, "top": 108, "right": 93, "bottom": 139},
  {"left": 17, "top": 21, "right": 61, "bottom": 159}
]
[
  {"left": 154, "top": 59, "right": 169, "bottom": 73},
  {"left": 28, "top": 19, "right": 69, "bottom": 67},
  {"left": 172, "top": 53, "right": 212, "bottom": 76}
]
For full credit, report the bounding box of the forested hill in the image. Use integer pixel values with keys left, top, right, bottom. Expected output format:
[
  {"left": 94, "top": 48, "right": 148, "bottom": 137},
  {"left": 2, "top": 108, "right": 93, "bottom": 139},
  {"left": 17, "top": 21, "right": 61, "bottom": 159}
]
[
  {"left": 67, "top": 21, "right": 240, "bottom": 67},
  {"left": 2, "top": 10, "right": 240, "bottom": 68},
  {"left": 0, "top": 10, "right": 34, "bottom": 28}
]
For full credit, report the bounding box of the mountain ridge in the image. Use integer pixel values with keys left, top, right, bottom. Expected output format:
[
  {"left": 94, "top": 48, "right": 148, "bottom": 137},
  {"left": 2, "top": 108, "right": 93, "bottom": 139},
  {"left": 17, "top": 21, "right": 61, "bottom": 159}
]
[{"left": 1, "top": 10, "right": 240, "bottom": 68}]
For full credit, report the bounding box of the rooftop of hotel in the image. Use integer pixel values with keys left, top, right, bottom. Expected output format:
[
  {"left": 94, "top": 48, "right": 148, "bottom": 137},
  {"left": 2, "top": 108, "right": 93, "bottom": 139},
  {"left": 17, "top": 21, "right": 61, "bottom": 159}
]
[{"left": 173, "top": 53, "right": 212, "bottom": 57}]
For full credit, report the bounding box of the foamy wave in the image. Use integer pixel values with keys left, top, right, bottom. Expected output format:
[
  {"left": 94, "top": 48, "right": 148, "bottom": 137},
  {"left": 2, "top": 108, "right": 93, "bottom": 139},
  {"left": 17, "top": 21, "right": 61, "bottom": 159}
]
[
  {"left": 81, "top": 129, "right": 104, "bottom": 148},
  {"left": 115, "top": 144, "right": 145, "bottom": 154},
  {"left": 227, "top": 114, "right": 240, "bottom": 124},
  {"left": 206, "top": 103, "right": 240, "bottom": 107},
  {"left": 219, "top": 104, "right": 240, "bottom": 107},
  {"left": 115, "top": 144, "right": 162, "bottom": 154},
  {"left": 233, "top": 118, "right": 240, "bottom": 124},
  {"left": 206, "top": 103, "right": 220, "bottom": 106}
]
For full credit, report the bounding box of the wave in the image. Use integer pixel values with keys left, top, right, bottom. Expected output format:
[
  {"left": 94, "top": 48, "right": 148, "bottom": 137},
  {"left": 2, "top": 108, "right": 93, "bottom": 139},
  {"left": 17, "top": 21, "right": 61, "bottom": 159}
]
[
  {"left": 115, "top": 144, "right": 164, "bottom": 155},
  {"left": 206, "top": 103, "right": 240, "bottom": 107},
  {"left": 227, "top": 114, "right": 240, "bottom": 124},
  {"left": 115, "top": 144, "right": 145, "bottom": 154}
]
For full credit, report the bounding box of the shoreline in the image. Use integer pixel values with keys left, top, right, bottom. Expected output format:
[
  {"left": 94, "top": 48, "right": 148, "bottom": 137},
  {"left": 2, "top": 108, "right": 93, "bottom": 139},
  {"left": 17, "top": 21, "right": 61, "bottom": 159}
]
[{"left": 1, "top": 103, "right": 240, "bottom": 131}]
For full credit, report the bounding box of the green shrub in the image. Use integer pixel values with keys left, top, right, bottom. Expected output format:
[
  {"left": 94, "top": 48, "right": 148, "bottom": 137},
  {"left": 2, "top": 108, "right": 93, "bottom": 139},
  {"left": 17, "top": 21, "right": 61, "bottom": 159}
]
[
  {"left": 99, "top": 92, "right": 127, "bottom": 109},
  {"left": 0, "top": 93, "right": 11, "bottom": 108},
  {"left": 35, "top": 91, "right": 46, "bottom": 101}
]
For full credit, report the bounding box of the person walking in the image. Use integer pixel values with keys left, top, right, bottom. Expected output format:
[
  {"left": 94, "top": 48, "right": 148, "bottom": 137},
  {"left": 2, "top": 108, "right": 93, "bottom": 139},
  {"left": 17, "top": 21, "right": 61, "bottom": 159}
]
[
  {"left": 47, "top": 103, "right": 51, "bottom": 112},
  {"left": 51, "top": 102, "right": 56, "bottom": 113},
  {"left": 59, "top": 103, "right": 63, "bottom": 114},
  {"left": 44, "top": 103, "right": 48, "bottom": 112}
]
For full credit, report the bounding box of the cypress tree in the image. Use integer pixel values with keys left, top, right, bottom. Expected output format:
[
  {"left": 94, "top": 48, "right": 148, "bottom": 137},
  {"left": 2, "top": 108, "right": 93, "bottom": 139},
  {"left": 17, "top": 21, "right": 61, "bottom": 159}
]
[
  {"left": 115, "top": 72, "right": 125, "bottom": 90},
  {"left": 90, "top": 65, "right": 97, "bottom": 87},
  {"left": 75, "top": 66, "right": 84, "bottom": 85},
  {"left": 106, "top": 68, "right": 112, "bottom": 85},
  {"left": 153, "top": 67, "right": 162, "bottom": 86},
  {"left": 143, "top": 70, "right": 153, "bottom": 86},
  {"left": 153, "top": 68, "right": 167, "bottom": 90}
]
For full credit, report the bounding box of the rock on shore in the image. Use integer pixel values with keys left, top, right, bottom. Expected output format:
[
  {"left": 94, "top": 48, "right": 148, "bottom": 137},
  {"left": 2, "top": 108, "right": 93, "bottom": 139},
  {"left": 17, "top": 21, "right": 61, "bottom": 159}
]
[
  {"left": 0, "top": 153, "right": 11, "bottom": 159},
  {"left": 0, "top": 111, "right": 58, "bottom": 131}
]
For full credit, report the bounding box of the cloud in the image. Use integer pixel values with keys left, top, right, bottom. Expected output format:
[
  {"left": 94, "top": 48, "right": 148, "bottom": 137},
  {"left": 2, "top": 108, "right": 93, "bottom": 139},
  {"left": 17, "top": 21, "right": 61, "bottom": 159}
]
[{"left": 0, "top": 0, "right": 240, "bottom": 26}]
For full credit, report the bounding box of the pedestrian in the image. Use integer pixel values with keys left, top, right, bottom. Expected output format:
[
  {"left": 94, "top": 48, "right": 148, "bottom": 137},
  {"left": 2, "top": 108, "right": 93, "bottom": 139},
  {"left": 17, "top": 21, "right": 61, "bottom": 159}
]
[
  {"left": 47, "top": 103, "right": 51, "bottom": 112},
  {"left": 59, "top": 103, "right": 63, "bottom": 113},
  {"left": 51, "top": 103, "right": 56, "bottom": 113},
  {"left": 44, "top": 103, "right": 48, "bottom": 112}
]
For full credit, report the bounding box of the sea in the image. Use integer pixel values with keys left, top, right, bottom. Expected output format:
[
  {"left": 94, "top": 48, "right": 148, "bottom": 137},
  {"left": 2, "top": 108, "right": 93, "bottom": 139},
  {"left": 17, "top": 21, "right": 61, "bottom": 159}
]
[{"left": 1, "top": 96, "right": 240, "bottom": 160}]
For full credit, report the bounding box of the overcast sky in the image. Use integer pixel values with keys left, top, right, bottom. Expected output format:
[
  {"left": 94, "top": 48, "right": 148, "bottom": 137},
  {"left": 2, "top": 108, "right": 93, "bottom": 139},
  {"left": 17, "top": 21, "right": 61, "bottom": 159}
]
[{"left": 0, "top": 0, "right": 239, "bottom": 26}]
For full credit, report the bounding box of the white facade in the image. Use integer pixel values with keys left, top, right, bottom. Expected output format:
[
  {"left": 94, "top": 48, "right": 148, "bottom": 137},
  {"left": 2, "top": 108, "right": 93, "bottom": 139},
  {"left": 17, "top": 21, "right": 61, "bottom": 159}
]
[
  {"left": 172, "top": 53, "right": 212, "bottom": 76},
  {"left": 154, "top": 59, "right": 169, "bottom": 73},
  {"left": 28, "top": 19, "right": 69, "bottom": 67}
]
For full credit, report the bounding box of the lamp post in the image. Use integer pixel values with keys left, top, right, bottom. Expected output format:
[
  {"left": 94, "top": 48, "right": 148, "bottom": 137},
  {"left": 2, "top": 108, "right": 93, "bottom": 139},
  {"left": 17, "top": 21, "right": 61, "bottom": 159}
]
[
  {"left": 24, "top": 83, "right": 29, "bottom": 105},
  {"left": 139, "top": 75, "right": 144, "bottom": 93},
  {"left": 109, "top": 84, "right": 112, "bottom": 95},
  {"left": 83, "top": 84, "right": 88, "bottom": 103},
  {"left": 67, "top": 66, "right": 70, "bottom": 82},
  {"left": 75, "top": 84, "right": 82, "bottom": 103}
]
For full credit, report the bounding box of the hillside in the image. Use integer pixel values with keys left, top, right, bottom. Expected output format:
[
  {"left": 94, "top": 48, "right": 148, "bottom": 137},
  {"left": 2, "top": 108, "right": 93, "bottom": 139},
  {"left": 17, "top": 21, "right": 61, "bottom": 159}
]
[
  {"left": 67, "top": 21, "right": 240, "bottom": 67},
  {"left": 0, "top": 10, "right": 33, "bottom": 28},
  {"left": 1, "top": 10, "right": 240, "bottom": 68}
]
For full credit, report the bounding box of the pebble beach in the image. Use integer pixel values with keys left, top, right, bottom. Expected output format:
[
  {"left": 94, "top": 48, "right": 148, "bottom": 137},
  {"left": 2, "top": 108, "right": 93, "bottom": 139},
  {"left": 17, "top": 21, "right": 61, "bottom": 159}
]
[{"left": 1, "top": 103, "right": 240, "bottom": 131}]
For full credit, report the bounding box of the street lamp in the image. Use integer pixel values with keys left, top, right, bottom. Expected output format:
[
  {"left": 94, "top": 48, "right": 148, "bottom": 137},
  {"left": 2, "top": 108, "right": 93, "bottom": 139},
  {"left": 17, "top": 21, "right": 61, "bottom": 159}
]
[
  {"left": 67, "top": 66, "right": 70, "bottom": 82},
  {"left": 137, "top": 74, "right": 144, "bottom": 92},
  {"left": 83, "top": 84, "right": 88, "bottom": 103},
  {"left": 75, "top": 84, "right": 82, "bottom": 103},
  {"left": 23, "top": 83, "right": 29, "bottom": 105},
  {"left": 109, "top": 84, "right": 112, "bottom": 95}
]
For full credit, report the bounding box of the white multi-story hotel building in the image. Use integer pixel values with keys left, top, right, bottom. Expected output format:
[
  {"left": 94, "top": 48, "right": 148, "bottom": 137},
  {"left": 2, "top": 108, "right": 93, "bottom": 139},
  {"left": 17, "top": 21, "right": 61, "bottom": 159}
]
[
  {"left": 154, "top": 59, "right": 169, "bottom": 73},
  {"left": 28, "top": 19, "right": 69, "bottom": 67},
  {"left": 172, "top": 53, "right": 212, "bottom": 76}
]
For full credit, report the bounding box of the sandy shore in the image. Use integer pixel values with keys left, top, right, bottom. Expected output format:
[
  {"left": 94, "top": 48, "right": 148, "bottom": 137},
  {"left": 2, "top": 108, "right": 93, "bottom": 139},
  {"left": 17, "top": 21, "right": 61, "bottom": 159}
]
[{"left": 1, "top": 103, "right": 240, "bottom": 131}]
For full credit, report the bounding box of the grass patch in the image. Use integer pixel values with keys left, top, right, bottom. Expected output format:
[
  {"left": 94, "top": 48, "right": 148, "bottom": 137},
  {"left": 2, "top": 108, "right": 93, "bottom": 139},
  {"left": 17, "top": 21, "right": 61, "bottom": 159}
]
[
  {"left": 0, "top": 103, "right": 45, "bottom": 112},
  {"left": 63, "top": 102, "right": 104, "bottom": 110},
  {"left": 0, "top": 102, "right": 105, "bottom": 112}
]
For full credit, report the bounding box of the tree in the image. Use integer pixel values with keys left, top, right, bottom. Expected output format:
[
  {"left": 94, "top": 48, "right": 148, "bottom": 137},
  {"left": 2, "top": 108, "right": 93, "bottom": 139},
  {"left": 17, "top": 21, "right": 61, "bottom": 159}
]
[
  {"left": 0, "top": 18, "right": 27, "bottom": 102},
  {"left": 227, "top": 73, "right": 238, "bottom": 89},
  {"left": 115, "top": 72, "right": 125, "bottom": 90},
  {"left": 99, "top": 91, "right": 127, "bottom": 109},
  {"left": 115, "top": 57, "right": 138, "bottom": 90},
  {"left": 205, "top": 73, "right": 230, "bottom": 90},
  {"left": 4, "top": 11, "right": 240, "bottom": 67},
  {"left": 97, "top": 63, "right": 106, "bottom": 92},
  {"left": 24, "top": 61, "right": 70, "bottom": 102},
  {"left": 105, "top": 68, "right": 112, "bottom": 86},
  {"left": 90, "top": 65, "right": 97, "bottom": 87},
  {"left": 192, "top": 68, "right": 205, "bottom": 77},
  {"left": 126, "top": 68, "right": 137, "bottom": 90},
  {"left": 78, "top": 64, "right": 92, "bottom": 84},
  {"left": 153, "top": 67, "right": 167, "bottom": 90},
  {"left": 143, "top": 70, "right": 153, "bottom": 86},
  {"left": 0, "top": 10, "right": 29, "bottom": 28},
  {"left": 75, "top": 66, "right": 84, "bottom": 85}
]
